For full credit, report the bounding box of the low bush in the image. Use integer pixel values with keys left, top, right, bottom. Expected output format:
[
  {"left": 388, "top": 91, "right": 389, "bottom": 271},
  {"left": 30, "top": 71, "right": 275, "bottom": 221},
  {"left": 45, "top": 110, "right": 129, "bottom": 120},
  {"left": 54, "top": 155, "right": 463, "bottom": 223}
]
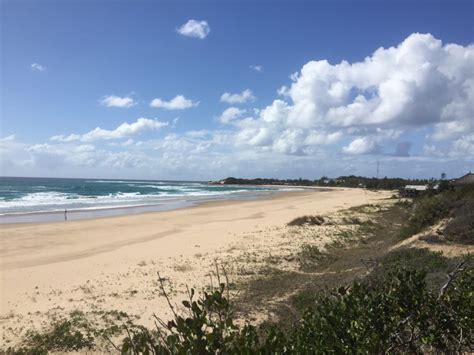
[
  {"left": 443, "top": 189, "right": 474, "bottom": 244},
  {"left": 399, "top": 195, "right": 449, "bottom": 239},
  {"left": 399, "top": 185, "right": 474, "bottom": 241},
  {"left": 113, "top": 265, "right": 473, "bottom": 354}
]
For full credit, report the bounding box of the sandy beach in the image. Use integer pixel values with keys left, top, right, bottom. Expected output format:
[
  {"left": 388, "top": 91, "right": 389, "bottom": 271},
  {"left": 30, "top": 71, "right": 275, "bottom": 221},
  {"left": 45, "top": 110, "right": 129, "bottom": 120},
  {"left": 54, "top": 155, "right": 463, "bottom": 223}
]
[{"left": 0, "top": 187, "right": 390, "bottom": 347}]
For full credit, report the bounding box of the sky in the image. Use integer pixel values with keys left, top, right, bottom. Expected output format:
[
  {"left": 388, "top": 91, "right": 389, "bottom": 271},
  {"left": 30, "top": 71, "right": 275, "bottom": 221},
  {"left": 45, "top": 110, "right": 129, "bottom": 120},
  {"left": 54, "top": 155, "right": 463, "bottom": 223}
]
[{"left": 1, "top": 0, "right": 473, "bottom": 180}]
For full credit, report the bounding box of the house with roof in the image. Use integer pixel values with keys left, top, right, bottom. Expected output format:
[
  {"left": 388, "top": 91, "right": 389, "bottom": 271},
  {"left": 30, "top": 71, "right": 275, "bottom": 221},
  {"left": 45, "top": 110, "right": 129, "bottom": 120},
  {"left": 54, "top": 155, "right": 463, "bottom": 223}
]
[
  {"left": 452, "top": 172, "right": 474, "bottom": 187},
  {"left": 399, "top": 184, "right": 428, "bottom": 198}
]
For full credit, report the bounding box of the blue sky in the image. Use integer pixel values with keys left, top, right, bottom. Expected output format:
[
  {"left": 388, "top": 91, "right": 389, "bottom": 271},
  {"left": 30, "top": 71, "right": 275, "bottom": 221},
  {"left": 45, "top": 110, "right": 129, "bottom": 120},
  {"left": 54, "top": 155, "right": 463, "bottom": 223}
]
[{"left": 1, "top": 0, "right": 473, "bottom": 180}]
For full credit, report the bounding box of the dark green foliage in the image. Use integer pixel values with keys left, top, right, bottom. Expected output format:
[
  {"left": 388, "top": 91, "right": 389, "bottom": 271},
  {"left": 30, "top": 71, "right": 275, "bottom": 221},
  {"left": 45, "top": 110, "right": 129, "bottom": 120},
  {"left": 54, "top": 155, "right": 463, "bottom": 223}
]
[
  {"left": 379, "top": 248, "right": 448, "bottom": 273},
  {"left": 288, "top": 215, "right": 324, "bottom": 226},
  {"left": 116, "top": 266, "right": 473, "bottom": 354},
  {"left": 121, "top": 282, "right": 243, "bottom": 354},
  {"left": 394, "top": 199, "right": 413, "bottom": 208},
  {"left": 293, "top": 267, "right": 472, "bottom": 353}
]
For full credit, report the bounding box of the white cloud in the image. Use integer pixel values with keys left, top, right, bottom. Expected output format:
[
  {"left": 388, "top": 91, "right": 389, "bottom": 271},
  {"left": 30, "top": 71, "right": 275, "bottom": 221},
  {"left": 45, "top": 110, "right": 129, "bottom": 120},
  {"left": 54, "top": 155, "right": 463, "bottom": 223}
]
[
  {"left": 30, "top": 63, "right": 46, "bottom": 71},
  {"left": 51, "top": 118, "right": 168, "bottom": 142},
  {"left": 122, "top": 139, "right": 135, "bottom": 147},
  {"left": 452, "top": 134, "right": 474, "bottom": 155},
  {"left": 219, "top": 107, "right": 246, "bottom": 124},
  {"left": 50, "top": 134, "right": 81, "bottom": 142},
  {"left": 342, "top": 137, "right": 380, "bottom": 155},
  {"left": 0, "top": 135, "right": 16, "bottom": 142},
  {"left": 100, "top": 95, "right": 136, "bottom": 108},
  {"left": 304, "top": 131, "right": 342, "bottom": 145},
  {"left": 424, "top": 134, "right": 474, "bottom": 159},
  {"left": 230, "top": 33, "right": 474, "bottom": 156},
  {"left": 250, "top": 65, "right": 264, "bottom": 73},
  {"left": 150, "top": 95, "right": 199, "bottom": 110},
  {"left": 177, "top": 19, "right": 210, "bottom": 39},
  {"left": 220, "top": 89, "right": 256, "bottom": 104}
]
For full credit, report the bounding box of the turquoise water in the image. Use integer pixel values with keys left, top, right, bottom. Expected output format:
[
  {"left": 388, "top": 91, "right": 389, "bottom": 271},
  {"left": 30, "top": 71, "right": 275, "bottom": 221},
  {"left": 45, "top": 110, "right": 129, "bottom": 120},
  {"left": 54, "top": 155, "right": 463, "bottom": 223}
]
[{"left": 0, "top": 177, "right": 281, "bottom": 216}]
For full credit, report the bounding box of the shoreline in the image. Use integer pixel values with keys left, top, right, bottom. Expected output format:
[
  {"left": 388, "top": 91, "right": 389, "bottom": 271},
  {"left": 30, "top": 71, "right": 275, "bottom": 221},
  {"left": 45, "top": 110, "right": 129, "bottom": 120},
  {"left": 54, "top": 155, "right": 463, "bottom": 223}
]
[
  {"left": 0, "top": 187, "right": 389, "bottom": 348},
  {"left": 0, "top": 185, "right": 314, "bottom": 225}
]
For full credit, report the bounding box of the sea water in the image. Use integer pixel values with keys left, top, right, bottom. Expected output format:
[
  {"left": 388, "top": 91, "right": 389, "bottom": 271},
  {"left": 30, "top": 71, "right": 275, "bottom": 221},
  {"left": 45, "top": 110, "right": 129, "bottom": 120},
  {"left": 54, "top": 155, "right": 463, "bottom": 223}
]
[{"left": 0, "top": 177, "right": 293, "bottom": 223}]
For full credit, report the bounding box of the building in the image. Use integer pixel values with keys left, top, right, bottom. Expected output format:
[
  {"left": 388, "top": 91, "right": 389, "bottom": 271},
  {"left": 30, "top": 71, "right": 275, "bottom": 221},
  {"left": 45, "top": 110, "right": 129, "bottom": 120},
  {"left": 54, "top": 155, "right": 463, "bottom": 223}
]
[
  {"left": 399, "top": 185, "right": 428, "bottom": 198},
  {"left": 452, "top": 172, "right": 474, "bottom": 187}
]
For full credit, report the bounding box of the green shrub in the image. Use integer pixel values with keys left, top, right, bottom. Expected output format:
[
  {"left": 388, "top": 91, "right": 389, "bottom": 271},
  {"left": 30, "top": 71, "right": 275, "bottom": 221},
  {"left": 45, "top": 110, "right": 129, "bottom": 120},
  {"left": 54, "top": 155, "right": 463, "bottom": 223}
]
[
  {"left": 9, "top": 266, "right": 473, "bottom": 354},
  {"left": 379, "top": 248, "right": 448, "bottom": 273},
  {"left": 399, "top": 185, "right": 474, "bottom": 241},
  {"left": 443, "top": 193, "right": 474, "bottom": 244},
  {"left": 399, "top": 195, "right": 449, "bottom": 239},
  {"left": 117, "top": 266, "right": 473, "bottom": 354}
]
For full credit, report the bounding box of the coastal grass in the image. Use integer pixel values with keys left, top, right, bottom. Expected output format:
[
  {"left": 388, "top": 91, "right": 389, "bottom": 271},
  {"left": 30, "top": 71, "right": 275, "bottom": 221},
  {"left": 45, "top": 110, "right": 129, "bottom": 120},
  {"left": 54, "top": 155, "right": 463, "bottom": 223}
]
[{"left": 234, "top": 201, "right": 412, "bottom": 323}]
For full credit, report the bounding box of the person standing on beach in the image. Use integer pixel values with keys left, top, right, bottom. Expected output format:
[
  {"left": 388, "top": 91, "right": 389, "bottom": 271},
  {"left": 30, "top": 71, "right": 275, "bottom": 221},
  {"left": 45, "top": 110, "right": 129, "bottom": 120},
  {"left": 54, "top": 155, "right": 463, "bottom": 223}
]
[{"left": 64, "top": 209, "right": 68, "bottom": 221}]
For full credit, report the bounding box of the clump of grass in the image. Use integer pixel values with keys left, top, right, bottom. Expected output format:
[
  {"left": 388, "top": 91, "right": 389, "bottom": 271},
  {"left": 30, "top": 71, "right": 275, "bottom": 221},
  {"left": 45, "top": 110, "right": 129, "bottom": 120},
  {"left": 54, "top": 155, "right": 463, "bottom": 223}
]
[
  {"left": 14, "top": 312, "right": 95, "bottom": 353},
  {"left": 342, "top": 216, "right": 363, "bottom": 225},
  {"left": 395, "top": 199, "right": 413, "bottom": 208},
  {"left": 298, "top": 244, "right": 335, "bottom": 271},
  {"left": 348, "top": 204, "right": 378, "bottom": 213},
  {"left": 173, "top": 262, "right": 193, "bottom": 272},
  {"left": 326, "top": 239, "right": 344, "bottom": 250},
  {"left": 288, "top": 215, "right": 325, "bottom": 226},
  {"left": 420, "top": 234, "right": 444, "bottom": 244}
]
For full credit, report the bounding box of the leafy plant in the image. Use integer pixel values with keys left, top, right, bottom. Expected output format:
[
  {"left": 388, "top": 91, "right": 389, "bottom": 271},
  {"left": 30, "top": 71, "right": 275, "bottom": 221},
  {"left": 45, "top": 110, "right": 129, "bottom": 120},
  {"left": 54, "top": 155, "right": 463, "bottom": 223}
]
[{"left": 116, "top": 265, "right": 473, "bottom": 354}]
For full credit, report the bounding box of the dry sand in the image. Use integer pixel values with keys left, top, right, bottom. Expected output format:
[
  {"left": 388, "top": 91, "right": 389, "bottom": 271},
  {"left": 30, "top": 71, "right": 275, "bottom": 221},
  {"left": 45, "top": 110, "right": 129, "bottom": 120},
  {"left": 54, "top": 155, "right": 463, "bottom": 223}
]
[{"left": 0, "top": 187, "right": 389, "bottom": 348}]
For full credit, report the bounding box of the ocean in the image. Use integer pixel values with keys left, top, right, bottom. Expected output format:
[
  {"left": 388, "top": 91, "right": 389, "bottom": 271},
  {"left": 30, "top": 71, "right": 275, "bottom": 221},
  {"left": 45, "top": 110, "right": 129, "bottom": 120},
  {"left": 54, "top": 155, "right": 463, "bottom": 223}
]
[{"left": 0, "top": 177, "right": 293, "bottom": 223}]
